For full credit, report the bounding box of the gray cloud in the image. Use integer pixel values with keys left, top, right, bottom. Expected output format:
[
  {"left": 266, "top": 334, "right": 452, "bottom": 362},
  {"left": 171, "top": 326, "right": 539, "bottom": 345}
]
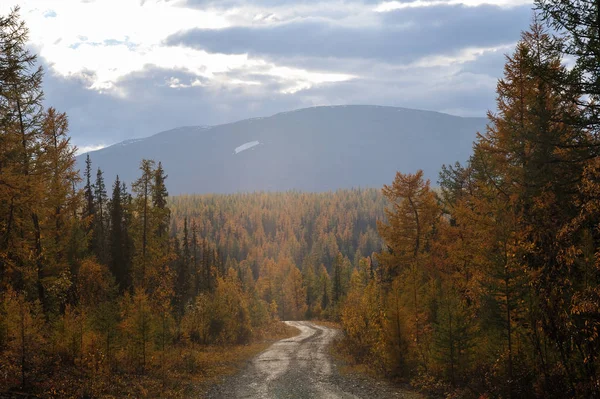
[
  {"left": 460, "top": 48, "right": 508, "bottom": 78},
  {"left": 294, "top": 70, "right": 496, "bottom": 116},
  {"left": 41, "top": 64, "right": 308, "bottom": 148},
  {"left": 167, "top": 5, "right": 531, "bottom": 64},
  {"left": 180, "top": 0, "right": 382, "bottom": 9},
  {"left": 35, "top": 1, "right": 534, "bottom": 149},
  {"left": 42, "top": 61, "right": 497, "bottom": 150}
]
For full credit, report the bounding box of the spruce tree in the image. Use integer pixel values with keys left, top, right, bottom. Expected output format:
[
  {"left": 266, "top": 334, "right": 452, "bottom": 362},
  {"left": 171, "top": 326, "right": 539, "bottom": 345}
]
[
  {"left": 174, "top": 219, "right": 191, "bottom": 317},
  {"left": 83, "top": 155, "right": 95, "bottom": 241},
  {"left": 93, "top": 168, "right": 109, "bottom": 265},
  {"left": 191, "top": 220, "right": 200, "bottom": 295},
  {"left": 152, "top": 162, "right": 169, "bottom": 240},
  {"left": 131, "top": 159, "right": 155, "bottom": 286},
  {"left": 109, "top": 176, "right": 131, "bottom": 293}
]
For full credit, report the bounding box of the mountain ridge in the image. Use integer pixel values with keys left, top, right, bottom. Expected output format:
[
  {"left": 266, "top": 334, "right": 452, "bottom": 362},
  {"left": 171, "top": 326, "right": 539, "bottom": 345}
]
[{"left": 77, "top": 105, "right": 488, "bottom": 194}]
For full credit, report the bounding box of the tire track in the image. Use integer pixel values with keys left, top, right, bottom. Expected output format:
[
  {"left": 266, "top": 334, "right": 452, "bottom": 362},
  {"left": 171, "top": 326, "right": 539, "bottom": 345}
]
[{"left": 206, "top": 321, "right": 415, "bottom": 399}]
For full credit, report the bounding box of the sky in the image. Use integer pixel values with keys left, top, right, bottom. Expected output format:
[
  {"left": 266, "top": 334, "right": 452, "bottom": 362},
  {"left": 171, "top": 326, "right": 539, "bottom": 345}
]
[{"left": 1, "top": 0, "right": 535, "bottom": 153}]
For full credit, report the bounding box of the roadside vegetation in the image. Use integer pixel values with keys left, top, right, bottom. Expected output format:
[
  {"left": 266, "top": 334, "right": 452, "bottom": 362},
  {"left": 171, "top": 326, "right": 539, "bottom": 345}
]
[{"left": 337, "top": 14, "right": 600, "bottom": 399}]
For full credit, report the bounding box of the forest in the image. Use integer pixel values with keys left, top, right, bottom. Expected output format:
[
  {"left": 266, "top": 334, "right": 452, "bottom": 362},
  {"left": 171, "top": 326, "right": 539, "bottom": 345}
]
[
  {"left": 0, "top": 8, "right": 385, "bottom": 393},
  {"left": 0, "top": 7, "right": 370, "bottom": 397},
  {"left": 336, "top": 11, "right": 600, "bottom": 399},
  {"left": 4, "top": 1, "right": 600, "bottom": 398}
]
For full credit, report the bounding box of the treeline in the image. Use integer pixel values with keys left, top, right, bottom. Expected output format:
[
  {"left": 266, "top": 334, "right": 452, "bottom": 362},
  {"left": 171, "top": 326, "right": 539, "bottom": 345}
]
[{"left": 339, "top": 19, "right": 600, "bottom": 398}]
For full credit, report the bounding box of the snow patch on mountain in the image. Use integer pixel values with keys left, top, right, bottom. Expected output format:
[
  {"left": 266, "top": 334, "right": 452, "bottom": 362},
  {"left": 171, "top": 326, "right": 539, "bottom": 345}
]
[
  {"left": 119, "top": 138, "right": 144, "bottom": 146},
  {"left": 235, "top": 141, "right": 260, "bottom": 154}
]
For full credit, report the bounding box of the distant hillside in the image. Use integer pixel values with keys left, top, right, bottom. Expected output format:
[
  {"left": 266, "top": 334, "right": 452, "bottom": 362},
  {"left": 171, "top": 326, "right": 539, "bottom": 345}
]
[{"left": 77, "top": 105, "right": 487, "bottom": 194}]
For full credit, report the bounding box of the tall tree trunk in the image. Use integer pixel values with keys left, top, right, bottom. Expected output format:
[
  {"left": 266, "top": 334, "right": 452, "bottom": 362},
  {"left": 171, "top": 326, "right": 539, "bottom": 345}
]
[
  {"left": 142, "top": 178, "right": 148, "bottom": 283},
  {"left": 448, "top": 298, "right": 456, "bottom": 387},
  {"left": 505, "top": 269, "right": 513, "bottom": 399},
  {"left": 20, "top": 298, "right": 26, "bottom": 389},
  {"left": 32, "top": 212, "right": 44, "bottom": 311}
]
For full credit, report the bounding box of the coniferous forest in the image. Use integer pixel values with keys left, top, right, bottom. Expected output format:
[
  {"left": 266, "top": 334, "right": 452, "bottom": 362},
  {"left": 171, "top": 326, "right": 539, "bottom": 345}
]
[
  {"left": 338, "top": 14, "right": 600, "bottom": 399},
  {"left": 4, "top": 2, "right": 600, "bottom": 398}
]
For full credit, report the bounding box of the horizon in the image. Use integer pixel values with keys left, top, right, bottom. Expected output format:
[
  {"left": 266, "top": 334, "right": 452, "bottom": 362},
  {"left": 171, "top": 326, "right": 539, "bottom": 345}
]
[
  {"left": 76, "top": 103, "right": 489, "bottom": 155},
  {"left": 2, "top": 0, "right": 533, "bottom": 153}
]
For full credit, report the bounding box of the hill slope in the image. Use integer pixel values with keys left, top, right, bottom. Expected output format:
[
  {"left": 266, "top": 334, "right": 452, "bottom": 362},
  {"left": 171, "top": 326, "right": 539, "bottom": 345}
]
[{"left": 77, "top": 105, "right": 487, "bottom": 194}]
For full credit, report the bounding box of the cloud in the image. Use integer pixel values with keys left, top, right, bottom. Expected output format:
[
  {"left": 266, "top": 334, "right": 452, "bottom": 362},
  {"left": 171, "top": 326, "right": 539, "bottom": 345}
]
[
  {"left": 1, "top": 0, "right": 535, "bottom": 150},
  {"left": 181, "top": 0, "right": 380, "bottom": 9},
  {"left": 374, "top": 0, "right": 531, "bottom": 11},
  {"left": 167, "top": 4, "right": 530, "bottom": 65},
  {"left": 42, "top": 63, "right": 311, "bottom": 148},
  {"left": 43, "top": 53, "right": 497, "bottom": 150},
  {"left": 180, "top": 0, "right": 524, "bottom": 10},
  {"left": 292, "top": 62, "right": 498, "bottom": 117}
]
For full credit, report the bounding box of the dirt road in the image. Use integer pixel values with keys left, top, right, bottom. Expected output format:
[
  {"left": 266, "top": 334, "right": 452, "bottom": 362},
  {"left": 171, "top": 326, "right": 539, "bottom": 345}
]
[{"left": 206, "top": 321, "right": 420, "bottom": 399}]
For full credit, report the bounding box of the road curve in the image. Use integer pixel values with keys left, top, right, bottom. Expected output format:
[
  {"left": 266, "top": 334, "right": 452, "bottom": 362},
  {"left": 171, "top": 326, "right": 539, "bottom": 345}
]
[{"left": 206, "top": 321, "right": 418, "bottom": 399}]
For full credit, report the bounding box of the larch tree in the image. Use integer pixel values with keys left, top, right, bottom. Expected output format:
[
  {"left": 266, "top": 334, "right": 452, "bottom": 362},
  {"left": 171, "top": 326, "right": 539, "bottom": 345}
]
[
  {"left": 1, "top": 288, "right": 45, "bottom": 389},
  {"left": 120, "top": 287, "right": 154, "bottom": 374},
  {"left": 470, "top": 23, "right": 590, "bottom": 396},
  {"left": 537, "top": 0, "right": 600, "bottom": 144},
  {"left": 283, "top": 265, "right": 307, "bottom": 320},
  {"left": 37, "top": 107, "right": 80, "bottom": 315},
  {"left": 376, "top": 170, "right": 439, "bottom": 364},
  {"left": 0, "top": 6, "right": 45, "bottom": 302}
]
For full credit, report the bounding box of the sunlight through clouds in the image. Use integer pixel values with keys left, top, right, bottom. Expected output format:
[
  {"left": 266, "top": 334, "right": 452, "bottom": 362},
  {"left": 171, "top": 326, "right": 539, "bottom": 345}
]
[
  {"left": 8, "top": 0, "right": 356, "bottom": 99},
  {"left": 1, "top": 0, "right": 533, "bottom": 149},
  {"left": 4, "top": 0, "right": 354, "bottom": 97}
]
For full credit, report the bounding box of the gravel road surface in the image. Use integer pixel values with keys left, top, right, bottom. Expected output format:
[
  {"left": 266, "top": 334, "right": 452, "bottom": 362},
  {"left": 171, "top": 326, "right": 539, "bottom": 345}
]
[{"left": 206, "top": 321, "right": 421, "bottom": 399}]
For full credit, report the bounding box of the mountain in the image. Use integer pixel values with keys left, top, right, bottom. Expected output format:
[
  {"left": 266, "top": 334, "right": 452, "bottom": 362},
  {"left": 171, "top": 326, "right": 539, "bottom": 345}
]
[{"left": 77, "top": 105, "right": 488, "bottom": 194}]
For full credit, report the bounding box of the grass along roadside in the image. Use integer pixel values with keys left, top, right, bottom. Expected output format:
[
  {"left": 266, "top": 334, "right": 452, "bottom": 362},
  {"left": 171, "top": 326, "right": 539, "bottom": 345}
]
[
  {"left": 312, "top": 320, "right": 379, "bottom": 377},
  {"left": 152, "top": 320, "right": 301, "bottom": 398},
  {"left": 0, "top": 321, "right": 300, "bottom": 399},
  {"left": 324, "top": 321, "right": 423, "bottom": 399},
  {"left": 311, "top": 320, "right": 376, "bottom": 377},
  {"left": 191, "top": 321, "right": 301, "bottom": 398}
]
